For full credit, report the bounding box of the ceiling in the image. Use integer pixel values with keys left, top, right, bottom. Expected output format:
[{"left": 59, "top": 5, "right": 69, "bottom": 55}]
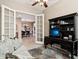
[
  {"left": 11, "top": 0, "right": 59, "bottom": 10},
  {"left": 14, "top": 0, "right": 59, "bottom": 20},
  {"left": 1, "top": 0, "right": 59, "bottom": 21}
]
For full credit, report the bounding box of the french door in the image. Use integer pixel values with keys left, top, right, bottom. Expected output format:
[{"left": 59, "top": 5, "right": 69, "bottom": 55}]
[
  {"left": 35, "top": 14, "right": 44, "bottom": 44},
  {"left": 1, "top": 5, "right": 16, "bottom": 41}
]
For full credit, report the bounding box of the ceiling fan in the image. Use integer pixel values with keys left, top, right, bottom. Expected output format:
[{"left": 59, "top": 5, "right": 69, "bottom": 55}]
[{"left": 32, "top": 0, "right": 48, "bottom": 8}]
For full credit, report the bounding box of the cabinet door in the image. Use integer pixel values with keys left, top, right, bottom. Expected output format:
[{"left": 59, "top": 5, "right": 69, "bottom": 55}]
[
  {"left": 35, "top": 14, "right": 44, "bottom": 44},
  {"left": 1, "top": 5, "right": 16, "bottom": 41}
]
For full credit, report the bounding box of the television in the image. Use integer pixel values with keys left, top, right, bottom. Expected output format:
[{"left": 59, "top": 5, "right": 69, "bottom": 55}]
[{"left": 50, "top": 27, "right": 60, "bottom": 37}]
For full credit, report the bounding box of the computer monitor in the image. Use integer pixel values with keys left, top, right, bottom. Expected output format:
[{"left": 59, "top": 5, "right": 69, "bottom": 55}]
[{"left": 50, "top": 27, "right": 60, "bottom": 37}]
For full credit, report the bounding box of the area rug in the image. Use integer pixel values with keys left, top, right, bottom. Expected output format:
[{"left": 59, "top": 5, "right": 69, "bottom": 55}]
[
  {"left": 28, "top": 46, "right": 56, "bottom": 59},
  {"left": 28, "top": 47, "right": 43, "bottom": 57},
  {"left": 28, "top": 45, "right": 70, "bottom": 59}
]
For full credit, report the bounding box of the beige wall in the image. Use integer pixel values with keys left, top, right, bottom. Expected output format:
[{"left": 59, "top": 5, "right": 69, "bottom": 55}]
[{"left": 44, "top": 0, "right": 78, "bottom": 36}]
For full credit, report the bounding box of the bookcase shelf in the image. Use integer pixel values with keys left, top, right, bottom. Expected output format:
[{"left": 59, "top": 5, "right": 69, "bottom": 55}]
[{"left": 49, "top": 13, "right": 77, "bottom": 41}]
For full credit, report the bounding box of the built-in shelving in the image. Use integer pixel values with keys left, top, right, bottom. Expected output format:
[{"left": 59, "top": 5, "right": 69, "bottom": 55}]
[{"left": 49, "top": 13, "right": 78, "bottom": 41}]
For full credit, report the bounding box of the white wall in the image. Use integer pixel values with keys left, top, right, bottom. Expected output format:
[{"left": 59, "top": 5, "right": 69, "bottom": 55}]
[
  {"left": 44, "top": 0, "right": 78, "bottom": 36},
  {"left": 0, "top": 0, "right": 42, "bottom": 14}
]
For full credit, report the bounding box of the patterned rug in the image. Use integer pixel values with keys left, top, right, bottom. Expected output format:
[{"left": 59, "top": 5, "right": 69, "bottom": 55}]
[
  {"left": 28, "top": 47, "right": 56, "bottom": 59},
  {"left": 28, "top": 45, "right": 70, "bottom": 59},
  {"left": 28, "top": 47, "right": 43, "bottom": 57}
]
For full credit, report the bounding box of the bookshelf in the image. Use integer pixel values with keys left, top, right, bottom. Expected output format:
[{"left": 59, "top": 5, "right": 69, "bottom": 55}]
[{"left": 49, "top": 13, "right": 77, "bottom": 41}]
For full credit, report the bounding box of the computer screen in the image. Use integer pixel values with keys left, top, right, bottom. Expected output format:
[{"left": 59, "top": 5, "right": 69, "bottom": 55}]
[{"left": 50, "top": 27, "right": 60, "bottom": 37}]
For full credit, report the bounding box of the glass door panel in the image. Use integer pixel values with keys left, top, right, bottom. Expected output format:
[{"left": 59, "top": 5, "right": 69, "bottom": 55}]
[
  {"left": 1, "top": 5, "right": 15, "bottom": 40},
  {"left": 9, "top": 10, "right": 15, "bottom": 38},
  {"left": 4, "top": 10, "right": 9, "bottom": 40},
  {"left": 35, "top": 14, "right": 44, "bottom": 44}
]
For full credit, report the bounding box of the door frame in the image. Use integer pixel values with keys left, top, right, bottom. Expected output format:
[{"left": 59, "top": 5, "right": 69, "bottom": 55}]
[
  {"left": 16, "top": 10, "right": 44, "bottom": 44},
  {"left": 16, "top": 10, "right": 36, "bottom": 42}
]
